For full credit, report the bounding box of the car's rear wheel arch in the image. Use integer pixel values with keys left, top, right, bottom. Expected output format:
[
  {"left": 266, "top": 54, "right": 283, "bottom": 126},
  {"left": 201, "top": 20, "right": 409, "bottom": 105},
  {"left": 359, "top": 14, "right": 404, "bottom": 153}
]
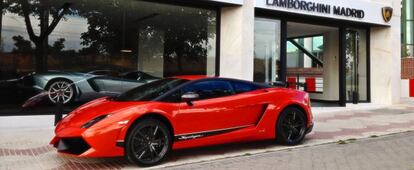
[{"left": 45, "top": 78, "right": 74, "bottom": 89}]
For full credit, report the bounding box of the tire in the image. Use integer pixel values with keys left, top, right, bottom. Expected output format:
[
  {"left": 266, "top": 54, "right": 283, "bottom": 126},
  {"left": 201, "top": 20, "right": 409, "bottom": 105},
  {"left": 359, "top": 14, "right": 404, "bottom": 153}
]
[
  {"left": 45, "top": 79, "right": 76, "bottom": 104},
  {"left": 276, "top": 107, "right": 307, "bottom": 145},
  {"left": 125, "top": 118, "right": 172, "bottom": 167}
]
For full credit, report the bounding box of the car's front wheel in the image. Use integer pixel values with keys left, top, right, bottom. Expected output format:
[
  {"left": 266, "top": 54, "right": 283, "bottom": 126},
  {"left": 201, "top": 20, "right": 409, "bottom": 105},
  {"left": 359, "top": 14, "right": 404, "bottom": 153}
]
[
  {"left": 125, "top": 118, "right": 172, "bottom": 167},
  {"left": 46, "top": 79, "right": 76, "bottom": 104},
  {"left": 276, "top": 107, "right": 307, "bottom": 145}
]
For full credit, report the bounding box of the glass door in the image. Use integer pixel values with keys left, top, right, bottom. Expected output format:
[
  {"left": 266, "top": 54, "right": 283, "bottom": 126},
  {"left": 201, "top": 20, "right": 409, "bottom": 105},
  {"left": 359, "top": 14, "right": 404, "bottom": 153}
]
[
  {"left": 254, "top": 18, "right": 281, "bottom": 82},
  {"left": 345, "top": 29, "right": 368, "bottom": 103}
]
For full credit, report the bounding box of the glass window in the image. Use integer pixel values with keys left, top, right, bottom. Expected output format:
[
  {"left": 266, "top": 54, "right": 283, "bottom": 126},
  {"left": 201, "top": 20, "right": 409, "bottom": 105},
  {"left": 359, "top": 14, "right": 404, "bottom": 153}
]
[
  {"left": 182, "top": 80, "right": 234, "bottom": 100},
  {"left": 405, "top": 0, "right": 413, "bottom": 20},
  {"left": 287, "top": 36, "right": 324, "bottom": 68},
  {"left": 403, "top": 45, "right": 414, "bottom": 58},
  {"left": 406, "top": 22, "right": 413, "bottom": 44},
  {"left": 116, "top": 78, "right": 187, "bottom": 101},
  {"left": 0, "top": 0, "right": 217, "bottom": 114},
  {"left": 287, "top": 35, "right": 324, "bottom": 93},
  {"left": 254, "top": 18, "right": 281, "bottom": 82},
  {"left": 402, "top": 0, "right": 413, "bottom": 58},
  {"left": 231, "top": 81, "right": 260, "bottom": 94}
]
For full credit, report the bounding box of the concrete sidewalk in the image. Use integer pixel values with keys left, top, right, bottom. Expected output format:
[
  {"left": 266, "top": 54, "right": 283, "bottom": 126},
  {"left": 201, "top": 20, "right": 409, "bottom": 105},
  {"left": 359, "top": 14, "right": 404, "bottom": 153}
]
[
  {"left": 0, "top": 98, "right": 414, "bottom": 169},
  {"left": 165, "top": 131, "right": 414, "bottom": 170}
]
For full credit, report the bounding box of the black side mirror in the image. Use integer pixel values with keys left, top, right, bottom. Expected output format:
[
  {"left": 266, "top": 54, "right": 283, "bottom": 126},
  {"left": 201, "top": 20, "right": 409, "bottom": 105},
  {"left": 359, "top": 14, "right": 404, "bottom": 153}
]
[{"left": 181, "top": 92, "right": 199, "bottom": 106}]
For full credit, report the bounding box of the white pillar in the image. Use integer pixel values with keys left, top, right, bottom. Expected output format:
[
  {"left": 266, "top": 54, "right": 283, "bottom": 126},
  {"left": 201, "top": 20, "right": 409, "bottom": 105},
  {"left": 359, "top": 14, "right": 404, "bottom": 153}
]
[
  {"left": 219, "top": 0, "right": 255, "bottom": 81},
  {"left": 370, "top": 0, "right": 401, "bottom": 104}
]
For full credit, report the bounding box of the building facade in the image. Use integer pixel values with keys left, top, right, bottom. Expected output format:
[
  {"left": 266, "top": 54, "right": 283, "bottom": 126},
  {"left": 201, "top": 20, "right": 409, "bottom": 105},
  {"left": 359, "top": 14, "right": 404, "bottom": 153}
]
[{"left": 0, "top": 0, "right": 401, "bottom": 114}]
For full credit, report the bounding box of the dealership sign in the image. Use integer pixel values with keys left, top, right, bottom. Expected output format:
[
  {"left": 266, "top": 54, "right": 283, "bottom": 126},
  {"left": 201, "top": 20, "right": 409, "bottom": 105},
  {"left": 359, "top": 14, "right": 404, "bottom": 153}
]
[
  {"left": 256, "top": 0, "right": 392, "bottom": 26},
  {"left": 266, "top": 0, "right": 365, "bottom": 19}
]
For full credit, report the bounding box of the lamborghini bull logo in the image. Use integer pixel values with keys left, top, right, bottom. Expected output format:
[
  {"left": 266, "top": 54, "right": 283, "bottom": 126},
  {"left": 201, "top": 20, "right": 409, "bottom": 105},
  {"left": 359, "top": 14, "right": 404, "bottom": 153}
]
[{"left": 382, "top": 7, "right": 393, "bottom": 23}]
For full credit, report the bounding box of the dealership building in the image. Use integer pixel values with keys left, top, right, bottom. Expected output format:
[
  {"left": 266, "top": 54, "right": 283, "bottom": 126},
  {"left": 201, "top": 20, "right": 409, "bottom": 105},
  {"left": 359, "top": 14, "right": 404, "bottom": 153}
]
[{"left": 0, "top": 0, "right": 402, "bottom": 111}]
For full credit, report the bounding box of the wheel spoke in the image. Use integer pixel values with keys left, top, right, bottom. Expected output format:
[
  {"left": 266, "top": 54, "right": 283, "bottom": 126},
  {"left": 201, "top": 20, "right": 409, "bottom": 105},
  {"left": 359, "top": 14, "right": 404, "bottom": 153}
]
[
  {"left": 287, "top": 130, "right": 293, "bottom": 140},
  {"left": 149, "top": 146, "right": 157, "bottom": 160},
  {"left": 292, "top": 127, "right": 299, "bottom": 135},
  {"left": 153, "top": 126, "right": 159, "bottom": 136},
  {"left": 152, "top": 139, "right": 164, "bottom": 148},
  {"left": 293, "top": 122, "right": 304, "bottom": 128},
  {"left": 137, "top": 150, "right": 147, "bottom": 159}
]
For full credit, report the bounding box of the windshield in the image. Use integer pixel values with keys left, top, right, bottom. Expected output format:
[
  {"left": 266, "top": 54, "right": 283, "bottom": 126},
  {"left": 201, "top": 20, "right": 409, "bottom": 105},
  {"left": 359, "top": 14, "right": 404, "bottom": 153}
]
[{"left": 115, "top": 78, "right": 188, "bottom": 101}]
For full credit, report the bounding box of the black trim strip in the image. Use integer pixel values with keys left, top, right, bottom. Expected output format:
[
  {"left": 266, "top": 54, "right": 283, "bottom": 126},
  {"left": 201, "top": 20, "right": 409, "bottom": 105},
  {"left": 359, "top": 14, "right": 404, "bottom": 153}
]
[
  {"left": 174, "top": 125, "right": 251, "bottom": 141},
  {"left": 339, "top": 27, "right": 347, "bottom": 107}
]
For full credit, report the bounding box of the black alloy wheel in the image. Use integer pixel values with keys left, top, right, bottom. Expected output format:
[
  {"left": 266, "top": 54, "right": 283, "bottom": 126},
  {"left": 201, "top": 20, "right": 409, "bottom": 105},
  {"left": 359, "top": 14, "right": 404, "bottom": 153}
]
[
  {"left": 276, "top": 107, "right": 307, "bottom": 145},
  {"left": 125, "top": 118, "right": 172, "bottom": 166}
]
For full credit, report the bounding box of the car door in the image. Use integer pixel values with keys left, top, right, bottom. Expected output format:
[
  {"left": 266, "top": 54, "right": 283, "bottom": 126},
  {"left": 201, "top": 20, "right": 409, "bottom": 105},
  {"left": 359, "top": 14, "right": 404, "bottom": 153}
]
[
  {"left": 174, "top": 79, "right": 266, "bottom": 135},
  {"left": 91, "top": 76, "right": 127, "bottom": 94},
  {"left": 227, "top": 80, "right": 270, "bottom": 125}
]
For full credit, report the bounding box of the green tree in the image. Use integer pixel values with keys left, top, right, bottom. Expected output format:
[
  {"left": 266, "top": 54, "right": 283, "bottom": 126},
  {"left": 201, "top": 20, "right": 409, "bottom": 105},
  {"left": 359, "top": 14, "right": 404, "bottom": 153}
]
[{"left": 11, "top": 35, "right": 32, "bottom": 54}]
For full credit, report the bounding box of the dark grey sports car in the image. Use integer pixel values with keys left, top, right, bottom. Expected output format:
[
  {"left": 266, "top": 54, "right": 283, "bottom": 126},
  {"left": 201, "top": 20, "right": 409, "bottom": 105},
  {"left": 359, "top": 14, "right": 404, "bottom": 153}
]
[{"left": 21, "top": 70, "right": 159, "bottom": 104}]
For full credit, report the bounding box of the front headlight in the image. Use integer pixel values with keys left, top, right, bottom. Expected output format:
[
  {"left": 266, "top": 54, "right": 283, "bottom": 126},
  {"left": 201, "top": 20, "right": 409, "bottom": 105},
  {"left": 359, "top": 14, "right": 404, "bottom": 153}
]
[{"left": 81, "top": 114, "right": 110, "bottom": 128}]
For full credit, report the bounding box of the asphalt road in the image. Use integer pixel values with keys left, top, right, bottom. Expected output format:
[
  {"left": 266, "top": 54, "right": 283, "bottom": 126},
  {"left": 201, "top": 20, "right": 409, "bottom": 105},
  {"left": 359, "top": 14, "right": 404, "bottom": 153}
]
[{"left": 161, "top": 131, "right": 414, "bottom": 170}]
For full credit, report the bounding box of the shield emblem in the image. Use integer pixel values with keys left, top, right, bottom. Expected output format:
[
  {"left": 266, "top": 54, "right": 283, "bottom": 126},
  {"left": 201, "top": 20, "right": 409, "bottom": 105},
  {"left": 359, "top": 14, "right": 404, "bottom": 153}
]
[{"left": 382, "top": 7, "right": 393, "bottom": 23}]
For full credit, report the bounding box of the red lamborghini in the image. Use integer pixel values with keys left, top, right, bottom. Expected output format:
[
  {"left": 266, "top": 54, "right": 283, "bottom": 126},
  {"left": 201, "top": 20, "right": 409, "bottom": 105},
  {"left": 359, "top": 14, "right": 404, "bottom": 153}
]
[{"left": 50, "top": 76, "right": 313, "bottom": 166}]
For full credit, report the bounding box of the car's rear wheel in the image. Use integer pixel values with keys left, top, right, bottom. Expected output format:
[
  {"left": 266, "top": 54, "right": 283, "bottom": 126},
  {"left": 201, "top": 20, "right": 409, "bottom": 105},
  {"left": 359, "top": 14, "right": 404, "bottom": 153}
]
[
  {"left": 46, "top": 79, "right": 76, "bottom": 104},
  {"left": 276, "top": 107, "right": 307, "bottom": 145},
  {"left": 125, "top": 118, "right": 172, "bottom": 167}
]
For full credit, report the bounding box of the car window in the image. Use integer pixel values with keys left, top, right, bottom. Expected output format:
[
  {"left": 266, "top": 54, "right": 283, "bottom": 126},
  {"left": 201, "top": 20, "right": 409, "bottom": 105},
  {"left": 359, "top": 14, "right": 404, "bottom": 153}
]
[
  {"left": 181, "top": 80, "right": 234, "bottom": 100},
  {"left": 231, "top": 81, "right": 261, "bottom": 94}
]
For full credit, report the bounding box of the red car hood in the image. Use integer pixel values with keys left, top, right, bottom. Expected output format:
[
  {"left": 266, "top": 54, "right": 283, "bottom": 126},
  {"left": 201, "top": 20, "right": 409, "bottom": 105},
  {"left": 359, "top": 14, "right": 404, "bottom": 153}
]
[{"left": 57, "top": 97, "right": 148, "bottom": 129}]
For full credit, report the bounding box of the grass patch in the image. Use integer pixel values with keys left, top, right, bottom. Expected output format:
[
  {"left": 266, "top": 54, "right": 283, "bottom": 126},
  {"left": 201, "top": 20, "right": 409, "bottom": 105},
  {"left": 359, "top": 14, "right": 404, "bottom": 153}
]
[
  {"left": 243, "top": 153, "right": 252, "bottom": 156},
  {"left": 370, "top": 135, "right": 379, "bottom": 138}
]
